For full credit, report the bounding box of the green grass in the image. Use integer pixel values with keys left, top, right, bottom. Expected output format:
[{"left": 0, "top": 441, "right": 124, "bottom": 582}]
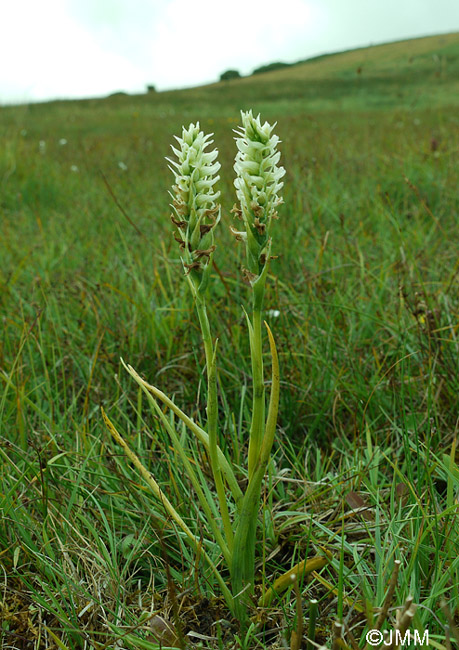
[{"left": 1, "top": 32, "right": 459, "bottom": 649}]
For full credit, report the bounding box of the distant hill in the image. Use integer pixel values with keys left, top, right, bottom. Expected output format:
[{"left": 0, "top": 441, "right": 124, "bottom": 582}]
[
  {"left": 242, "top": 32, "right": 459, "bottom": 83},
  {"left": 209, "top": 32, "right": 459, "bottom": 112}
]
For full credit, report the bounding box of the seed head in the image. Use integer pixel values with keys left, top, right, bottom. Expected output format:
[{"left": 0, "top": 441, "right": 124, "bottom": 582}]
[
  {"left": 167, "top": 123, "right": 221, "bottom": 296},
  {"left": 233, "top": 111, "right": 285, "bottom": 276}
]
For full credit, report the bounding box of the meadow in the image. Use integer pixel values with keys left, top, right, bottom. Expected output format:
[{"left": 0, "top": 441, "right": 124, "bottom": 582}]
[{"left": 1, "top": 33, "right": 459, "bottom": 649}]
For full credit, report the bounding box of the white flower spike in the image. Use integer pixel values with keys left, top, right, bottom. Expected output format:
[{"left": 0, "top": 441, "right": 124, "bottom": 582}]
[
  {"left": 167, "top": 122, "right": 221, "bottom": 297},
  {"left": 233, "top": 110, "right": 285, "bottom": 277}
]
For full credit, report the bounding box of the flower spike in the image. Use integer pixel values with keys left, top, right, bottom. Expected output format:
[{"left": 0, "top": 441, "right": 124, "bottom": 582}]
[
  {"left": 167, "top": 122, "right": 221, "bottom": 297},
  {"left": 233, "top": 110, "right": 285, "bottom": 278}
]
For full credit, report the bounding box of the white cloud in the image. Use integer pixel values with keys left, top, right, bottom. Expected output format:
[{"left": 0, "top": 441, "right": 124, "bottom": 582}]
[
  {"left": 145, "top": 0, "right": 324, "bottom": 87},
  {"left": 0, "top": 0, "right": 146, "bottom": 102}
]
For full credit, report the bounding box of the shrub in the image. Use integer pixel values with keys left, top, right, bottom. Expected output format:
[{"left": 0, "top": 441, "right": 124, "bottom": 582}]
[{"left": 220, "top": 69, "right": 241, "bottom": 81}]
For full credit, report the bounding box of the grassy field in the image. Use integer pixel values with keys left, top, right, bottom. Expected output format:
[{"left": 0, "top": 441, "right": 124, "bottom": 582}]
[{"left": 1, "top": 32, "right": 459, "bottom": 649}]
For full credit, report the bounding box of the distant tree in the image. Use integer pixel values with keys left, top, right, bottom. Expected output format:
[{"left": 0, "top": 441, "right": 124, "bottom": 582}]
[
  {"left": 252, "top": 62, "right": 290, "bottom": 75},
  {"left": 220, "top": 69, "right": 241, "bottom": 81},
  {"left": 146, "top": 84, "right": 156, "bottom": 93}
]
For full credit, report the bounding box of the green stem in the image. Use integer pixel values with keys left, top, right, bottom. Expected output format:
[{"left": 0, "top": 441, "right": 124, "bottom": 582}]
[
  {"left": 231, "top": 323, "right": 280, "bottom": 619},
  {"left": 196, "top": 298, "right": 234, "bottom": 553},
  {"left": 247, "top": 280, "right": 266, "bottom": 480}
]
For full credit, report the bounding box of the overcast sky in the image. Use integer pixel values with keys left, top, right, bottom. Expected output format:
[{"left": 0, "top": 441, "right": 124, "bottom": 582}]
[{"left": 1, "top": 0, "right": 458, "bottom": 104}]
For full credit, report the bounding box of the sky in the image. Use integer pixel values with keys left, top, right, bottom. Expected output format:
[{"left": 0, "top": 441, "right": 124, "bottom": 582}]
[{"left": 1, "top": 0, "right": 458, "bottom": 104}]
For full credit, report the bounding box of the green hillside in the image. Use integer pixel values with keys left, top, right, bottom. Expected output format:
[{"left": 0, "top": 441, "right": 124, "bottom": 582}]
[
  {"left": 0, "top": 32, "right": 458, "bottom": 650},
  {"left": 210, "top": 31, "right": 459, "bottom": 112}
]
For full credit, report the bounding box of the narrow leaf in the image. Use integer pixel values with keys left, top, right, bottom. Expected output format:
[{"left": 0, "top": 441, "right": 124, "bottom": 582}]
[
  {"left": 121, "top": 359, "right": 243, "bottom": 507},
  {"left": 101, "top": 407, "right": 234, "bottom": 611},
  {"left": 259, "top": 556, "right": 331, "bottom": 607}
]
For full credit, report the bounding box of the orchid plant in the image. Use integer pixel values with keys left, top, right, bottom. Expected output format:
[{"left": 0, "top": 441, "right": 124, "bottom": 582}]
[{"left": 102, "top": 112, "right": 327, "bottom": 621}]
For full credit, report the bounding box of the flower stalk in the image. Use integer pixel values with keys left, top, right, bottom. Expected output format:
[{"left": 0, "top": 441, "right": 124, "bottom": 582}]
[
  {"left": 168, "top": 123, "right": 233, "bottom": 551},
  {"left": 232, "top": 111, "right": 285, "bottom": 480},
  {"left": 229, "top": 111, "right": 285, "bottom": 612}
]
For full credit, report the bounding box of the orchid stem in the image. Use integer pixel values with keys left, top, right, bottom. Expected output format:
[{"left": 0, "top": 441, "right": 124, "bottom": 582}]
[{"left": 196, "top": 296, "right": 234, "bottom": 553}]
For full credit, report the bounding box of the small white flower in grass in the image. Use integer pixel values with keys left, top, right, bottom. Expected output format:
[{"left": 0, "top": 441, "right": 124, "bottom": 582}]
[
  {"left": 233, "top": 110, "right": 285, "bottom": 276},
  {"left": 39, "top": 140, "right": 46, "bottom": 154},
  {"left": 70, "top": 165, "right": 79, "bottom": 172},
  {"left": 167, "top": 122, "right": 221, "bottom": 296},
  {"left": 118, "top": 161, "right": 128, "bottom": 171},
  {"left": 59, "top": 138, "right": 67, "bottom": 146},
  {"left": 267, "top": 309, "right": 280, "bottom": 318}
]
